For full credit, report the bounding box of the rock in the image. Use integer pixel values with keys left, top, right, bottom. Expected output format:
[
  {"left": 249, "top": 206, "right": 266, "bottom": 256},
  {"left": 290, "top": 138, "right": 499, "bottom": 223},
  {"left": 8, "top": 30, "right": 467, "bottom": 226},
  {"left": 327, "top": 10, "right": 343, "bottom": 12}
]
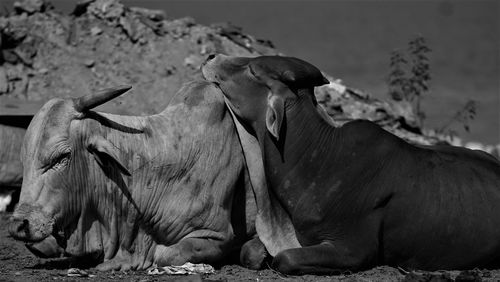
[
  {"left": 327, "top": 79, "right": 347, "bottom": 94},
  {"left": 67, "top": 268, "right": 89, "bottom": 277},
  {"left": 90, "top": 26, "right": 103, "bottom": 36},
  {"left": 135, "top": 13, "right": 166, "bottom": 36},
  {"left": 38, "top": 68, "right": 48, "bottom": 74},
  {"left": 168, "top": 17, "right": 196, "bottom": 39},
  {"left": 1, "top": 23, "right": 28, "bottom": 43},
  {"left": 13, "top": 0, "right": 47, "bottom": 15},
  {"left": 388, "top": 99, "right": 421, "bottom": 129},
  {"left": 212, "top": 22, "right": 253, "bottom": 50},
  {"left": 0, "top": 67, "right": 8, "bottom": 94},
  {"left": 83, "top": 59, "right": 95, "bottom": 67},
  {"left": 211, "top": 22, "right": 275, "bottom": 54},
  {"left": 12, "top": 41, "right": 37, "bottom": 66},
  {"left": 403, "top": 271, "right": 453, "bottom": 282},
  {"left": 87, "top": 0, "right": 125, "bottom": 22},
  {"left": 2, "top": 50, "right": 20, "bottom": 64},
  {"left": 164, "top": 65, "right": 176, "bottom": 76},
  {"left": 455, "top": 269, "right": 482, "bottom": 282},
  {"left": 130, "top": 6, "right": 166, "bottom": 21},
  {"left": 119, "top": 14, "right": 139, "bottom": 42},
  {"left": 71, "top": 0, "right": 95, "bottom": 17},
  {"left": 183, "top": 54, "right": 203, "bottom": 69}
]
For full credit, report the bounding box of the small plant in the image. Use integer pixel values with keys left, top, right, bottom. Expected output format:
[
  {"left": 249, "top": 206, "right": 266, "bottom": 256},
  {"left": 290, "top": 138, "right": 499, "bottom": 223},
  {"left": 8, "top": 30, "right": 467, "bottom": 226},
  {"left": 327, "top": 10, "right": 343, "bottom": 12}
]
[
  {"left": 387, "top": 35, "right": 477, "bottom": 140},
  {"left": 436, "top": 99, "right": 477, "bottom": 138},
  {"left": 388, "top": 49, "right": 409, "bottom": 101},
  {"left": 408, "top": 36, "right": 432, "bottom": 120},
  {"left": 388, "top": 35, "right": 432, "bottom": 126}
]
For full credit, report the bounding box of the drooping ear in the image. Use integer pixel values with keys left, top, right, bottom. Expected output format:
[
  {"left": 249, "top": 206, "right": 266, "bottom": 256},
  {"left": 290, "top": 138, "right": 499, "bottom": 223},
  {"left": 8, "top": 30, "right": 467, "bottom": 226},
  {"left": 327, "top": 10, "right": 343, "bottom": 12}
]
[
  {"left": 265, "top": 94, "right": 285, "bottom": 140},
  {"left": 224, "top": 99, "right": 301, "bottom": 256},
  {"left": 87, "top": 136, "right": 131, "bottom": 176}
]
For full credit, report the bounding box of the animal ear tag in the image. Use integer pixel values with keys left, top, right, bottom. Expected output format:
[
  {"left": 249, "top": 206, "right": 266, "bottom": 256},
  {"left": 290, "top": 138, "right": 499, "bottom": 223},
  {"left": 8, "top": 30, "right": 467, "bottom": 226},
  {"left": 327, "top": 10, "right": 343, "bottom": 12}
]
[{"left": 87, "top": 137, "right": 131, "bottom": 176}]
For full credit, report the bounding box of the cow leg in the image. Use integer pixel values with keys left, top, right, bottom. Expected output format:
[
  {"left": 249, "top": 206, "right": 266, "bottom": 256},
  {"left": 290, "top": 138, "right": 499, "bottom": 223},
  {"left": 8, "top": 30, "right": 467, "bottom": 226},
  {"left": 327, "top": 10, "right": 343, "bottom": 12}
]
[
  {"left": 96, "top": 232, "right": 155, "bottom": 271},
  {"left": 240, "top": 236, "right": 268, "bottom": 269},
  {"left": 96, "top": 248, "right": 140, "bottom": 271},
  {"left": 272, "top": 241, "right": 371, "bottom": 275},
  {"left": 154, "top": 237, "right": 227, "bottom": 266}
]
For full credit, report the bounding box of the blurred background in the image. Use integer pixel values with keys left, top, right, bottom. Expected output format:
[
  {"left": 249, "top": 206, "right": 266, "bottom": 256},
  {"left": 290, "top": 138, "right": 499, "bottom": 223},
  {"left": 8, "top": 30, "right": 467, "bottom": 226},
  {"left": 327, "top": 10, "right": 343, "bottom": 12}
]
[{"left": 3, "top": 0, "right": 499, "bottom": 144}]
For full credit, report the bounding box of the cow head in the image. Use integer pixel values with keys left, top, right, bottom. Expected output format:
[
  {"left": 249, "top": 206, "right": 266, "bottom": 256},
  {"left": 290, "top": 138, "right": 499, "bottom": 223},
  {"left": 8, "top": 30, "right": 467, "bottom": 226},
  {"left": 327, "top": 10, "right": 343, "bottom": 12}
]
[
  {"left": 201, "top": 54, "right": 328, "bottom": 140},
  {"left": 202, "top": 55, "right": 330, "bottom": 257},
  {"left": 8, "top": 86, "right": 131, "bottom": 257}
]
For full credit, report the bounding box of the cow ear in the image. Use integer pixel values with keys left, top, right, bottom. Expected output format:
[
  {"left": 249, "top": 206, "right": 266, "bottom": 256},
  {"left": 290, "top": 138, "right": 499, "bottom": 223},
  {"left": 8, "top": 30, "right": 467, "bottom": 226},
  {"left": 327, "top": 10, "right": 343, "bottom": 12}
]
[
  {"left": 274, "top": 57, "right": 329, "bottom": 88},
  {"left": 87, "top": 137, "right": 131, "bottom": 176},
  {"left": 265, "top": 94, "right": 284, "bottom": 140}
]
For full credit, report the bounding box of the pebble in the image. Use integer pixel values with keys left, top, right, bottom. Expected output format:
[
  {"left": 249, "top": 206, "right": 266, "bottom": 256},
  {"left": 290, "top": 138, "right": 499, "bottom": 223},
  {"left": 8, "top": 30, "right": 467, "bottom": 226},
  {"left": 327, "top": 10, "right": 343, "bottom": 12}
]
[
  {"left": 67, "top": 268, "right": 89, "bottom": 277},
  {"left": 84, "top": 59, "right": 95, "bottom": 67},
  {"left": 90, "top": 26, "right": 103, "bottom": 36},
  {"left": 38, "top": 68, "right": 49, "bottom": 74},
  {"left": 0, "top": 67, "right": 8, "bottom": 93}
]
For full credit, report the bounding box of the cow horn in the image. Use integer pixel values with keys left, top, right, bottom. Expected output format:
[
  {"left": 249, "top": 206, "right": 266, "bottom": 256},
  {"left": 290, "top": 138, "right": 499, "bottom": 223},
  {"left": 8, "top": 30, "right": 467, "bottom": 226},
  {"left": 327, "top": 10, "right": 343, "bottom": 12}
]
[{"left": 74, "top": 85, "right": 132, "bottom": 112}]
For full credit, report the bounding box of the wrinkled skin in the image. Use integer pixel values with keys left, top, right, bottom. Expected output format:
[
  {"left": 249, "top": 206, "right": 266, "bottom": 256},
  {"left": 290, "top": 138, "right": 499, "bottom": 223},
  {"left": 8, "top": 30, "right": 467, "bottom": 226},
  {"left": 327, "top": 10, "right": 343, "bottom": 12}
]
[
  {"left": 202, "top": 54, "right": 500, "bottom": 274},
  {"left": 8, "top": 81, "right": 267, "bottom": 271}
]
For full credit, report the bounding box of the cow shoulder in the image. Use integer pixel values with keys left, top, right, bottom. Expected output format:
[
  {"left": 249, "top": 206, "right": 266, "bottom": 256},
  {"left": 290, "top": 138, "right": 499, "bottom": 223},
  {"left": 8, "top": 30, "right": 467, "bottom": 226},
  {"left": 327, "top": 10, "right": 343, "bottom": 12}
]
[
  {"left": 337, "top": 119, "right": 408, "bottom": 160},
  {"left": 339, "top": 119, "right": 394, "bottom": 145}
]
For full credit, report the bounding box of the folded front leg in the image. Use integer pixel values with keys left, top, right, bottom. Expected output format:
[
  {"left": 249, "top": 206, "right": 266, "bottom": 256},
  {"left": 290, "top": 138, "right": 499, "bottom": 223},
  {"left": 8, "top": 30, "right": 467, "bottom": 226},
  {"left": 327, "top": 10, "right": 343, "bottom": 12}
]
[
  {"left": 97, "top": 248, "right": 152, "bottom": 271},
  {"left": 154, "top": 237, "right": 227, "bottom": 266},
  {"left": 240, "top": 236, "right": 269, "bottom": 269},
  {"left": 272, "top": 241, "right": 372, "bottom": 275}
]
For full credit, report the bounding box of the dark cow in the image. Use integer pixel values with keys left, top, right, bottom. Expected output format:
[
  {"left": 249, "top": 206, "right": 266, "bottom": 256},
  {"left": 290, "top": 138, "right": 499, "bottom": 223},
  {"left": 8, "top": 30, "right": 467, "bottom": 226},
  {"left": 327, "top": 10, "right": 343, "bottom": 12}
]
[
  {"left": 202, "top": 54, "right": 500, "bottom": 274},
  {"left": 8, "top": 81, "right": 267, "bottom": 271}
]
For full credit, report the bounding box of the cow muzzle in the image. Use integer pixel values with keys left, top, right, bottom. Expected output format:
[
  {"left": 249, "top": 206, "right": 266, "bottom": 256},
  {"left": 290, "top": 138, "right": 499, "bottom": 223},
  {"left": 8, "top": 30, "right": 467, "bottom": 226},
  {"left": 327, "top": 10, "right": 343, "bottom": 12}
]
[{"left": 8, "top": 205, "right": 55, "bottom": 242}]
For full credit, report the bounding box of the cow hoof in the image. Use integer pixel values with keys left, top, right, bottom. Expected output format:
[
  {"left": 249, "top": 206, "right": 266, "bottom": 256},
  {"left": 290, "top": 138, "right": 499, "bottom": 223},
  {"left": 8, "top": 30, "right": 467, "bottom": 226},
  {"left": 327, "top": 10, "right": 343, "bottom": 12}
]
[
  {"left": 240, "top": 237, "right": 268, "bottom": 270},
  {"left": 96, "top": 259, "right": 131, "bottom": 271},
  {"left": 271, "top": 251, "right": 299, "bottom": 274}
]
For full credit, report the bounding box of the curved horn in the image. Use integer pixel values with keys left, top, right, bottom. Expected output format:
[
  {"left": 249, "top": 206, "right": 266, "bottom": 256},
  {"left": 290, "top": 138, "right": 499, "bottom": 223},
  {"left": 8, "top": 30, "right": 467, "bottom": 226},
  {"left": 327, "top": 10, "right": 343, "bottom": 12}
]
[{"left": 74, "top": 85, "right": 132, "bottom": 112}]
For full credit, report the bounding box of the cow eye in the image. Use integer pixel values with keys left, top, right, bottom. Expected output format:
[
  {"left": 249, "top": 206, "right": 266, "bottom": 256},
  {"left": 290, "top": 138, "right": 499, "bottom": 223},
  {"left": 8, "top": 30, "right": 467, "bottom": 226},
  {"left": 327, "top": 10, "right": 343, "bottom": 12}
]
[{"left": 43, "top": 152, "right": 71, "bottom": 172}]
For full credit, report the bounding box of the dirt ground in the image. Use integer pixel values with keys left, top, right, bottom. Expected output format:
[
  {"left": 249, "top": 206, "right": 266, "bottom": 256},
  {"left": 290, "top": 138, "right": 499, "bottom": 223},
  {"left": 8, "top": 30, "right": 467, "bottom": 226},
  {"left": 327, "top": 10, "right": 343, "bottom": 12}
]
[{"left": 1, "top": 213, "right": 499, "bottom": 282}]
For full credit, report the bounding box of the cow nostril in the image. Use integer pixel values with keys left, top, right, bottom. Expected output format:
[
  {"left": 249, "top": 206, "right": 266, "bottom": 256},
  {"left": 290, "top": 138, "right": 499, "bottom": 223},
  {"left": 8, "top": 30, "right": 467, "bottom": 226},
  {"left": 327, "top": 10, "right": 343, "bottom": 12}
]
[
  {"left": 8, "top": 218, "right": 29, "bottom": 239},
  {"left": 206, "top": 54, "right": 216, "bottom": 62},
  {"left": 18, "top": 219, "right": 29, "bottom": 233}
]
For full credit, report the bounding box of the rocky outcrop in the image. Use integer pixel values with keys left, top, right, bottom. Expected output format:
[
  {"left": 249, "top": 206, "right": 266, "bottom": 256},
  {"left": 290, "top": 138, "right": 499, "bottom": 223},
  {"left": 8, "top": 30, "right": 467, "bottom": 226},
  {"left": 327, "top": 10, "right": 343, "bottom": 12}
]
[
  {"left": 0, "top": 0, "right": 276, "bottom": 115},
  {"left": 0, "top": 0, "right": 277, "bottom": 192}
]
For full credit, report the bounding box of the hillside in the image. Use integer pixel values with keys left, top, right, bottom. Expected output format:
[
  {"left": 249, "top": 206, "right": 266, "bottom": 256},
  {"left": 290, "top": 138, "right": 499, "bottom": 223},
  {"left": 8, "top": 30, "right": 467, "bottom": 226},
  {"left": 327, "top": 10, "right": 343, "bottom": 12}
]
[{"left": 0, "top": 0, "right": 495, "bottom": 192}]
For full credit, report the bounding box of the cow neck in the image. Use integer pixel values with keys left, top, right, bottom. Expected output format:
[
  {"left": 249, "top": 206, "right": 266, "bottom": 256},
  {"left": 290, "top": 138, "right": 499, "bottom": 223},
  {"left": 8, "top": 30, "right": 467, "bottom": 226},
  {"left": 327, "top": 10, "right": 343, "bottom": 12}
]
[
  {"left": 259, "top": 97, "right": 339, "bottom": 216},
  {"left": 79, "top": 114, "right": 152, "bottom": 260},
  {"left": 86, "top": 109, "right": 188, "bottom": 240}
]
